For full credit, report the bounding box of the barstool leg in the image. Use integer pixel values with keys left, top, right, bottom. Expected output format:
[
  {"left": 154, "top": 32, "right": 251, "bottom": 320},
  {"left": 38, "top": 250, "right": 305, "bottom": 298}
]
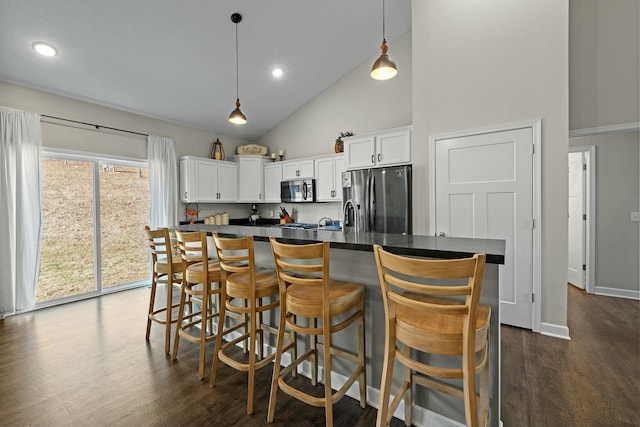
[
  {"left": 164, "top": 275, "right": 173, "bottom": 354},
  {"left": 358, "top": 298, "right": 367, "bottom": 408},
  {"left": 146, "top": 272, "right": 157, "bottom": 341},
  {"left": 198, "top": 284, "right": 209, "bottom": 380},
  {"left": 210, "top": 284, "right": 227, "bottom": 388},
  {"left": 266, "top": 303, "right": 287, "bottom": 423},
  {"left": 172, "top": 280, "right": 188, "bottom": 360},
  {"left": 376, "top": 319, "right": 396, "bottom": 427},
  {"left": 247, "top": 298, "right": 258, "bottom": 415},
  {"left": 402, "top": 343, "right": 412, "bottom": 426},
  {"left": 311, "top": 317, "right": 318, "bottom": 386},
  {"left": 323, "top": 323, "right": 333, "bottom": 427}
]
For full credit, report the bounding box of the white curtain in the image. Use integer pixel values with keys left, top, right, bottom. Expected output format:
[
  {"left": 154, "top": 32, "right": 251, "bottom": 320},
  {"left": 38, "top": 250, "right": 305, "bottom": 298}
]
[
  {"left": 147, "top": 135, "right": 178, "bottom": 229},
  {"left": 0, "top": 107, "right": 43, "bottom": 319}
]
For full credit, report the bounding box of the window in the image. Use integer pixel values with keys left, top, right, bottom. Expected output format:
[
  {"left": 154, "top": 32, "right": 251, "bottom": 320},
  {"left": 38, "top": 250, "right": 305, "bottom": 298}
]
[{"left": 37, "top": 150, "right": 150, "bottom": 304}]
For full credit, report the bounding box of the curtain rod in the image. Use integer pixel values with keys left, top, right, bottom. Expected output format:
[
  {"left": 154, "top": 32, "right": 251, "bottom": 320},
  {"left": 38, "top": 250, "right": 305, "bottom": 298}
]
[{"left": 40, "top": 114, "right": 149, "bottom": 137}]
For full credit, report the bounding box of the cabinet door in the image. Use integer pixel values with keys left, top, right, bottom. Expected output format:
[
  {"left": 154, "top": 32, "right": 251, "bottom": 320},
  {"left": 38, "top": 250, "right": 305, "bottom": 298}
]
[
  {"left": 194, "top": 159, "right": 219, "bottom": 202},
  {"left": 282, "top": 161, "right": 300, "bottom": 180},
  {"left": 333, "top": 155, "right": 345, "bottom": 201},
  {"left": 264, "top": 163, "right": 283, "bottom": 203},
  {"left": 344, "top": 135, "right": 375, "bottom": 170},
  {"left": 179, "top": 158, "right": 191, "bottom": 202},
  {"left": 297, "top": 159, "right": 315, "bottom": 178},
  {"left": 237, "top": 157, "right": 264, "bottom": 202},
  {"left": 216, "top": 162, "right": 238, "bottom": 202},
  {"left": 376, "top": 128, "right": 411, "bottom": 166},
  {"left": 315, "top": 156, "right": 335, "bottom": 202}
]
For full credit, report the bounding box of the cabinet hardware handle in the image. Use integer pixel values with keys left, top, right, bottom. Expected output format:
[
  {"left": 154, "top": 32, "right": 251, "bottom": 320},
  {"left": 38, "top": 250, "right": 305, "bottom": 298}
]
[
  {"left": 371, "top": 154, "right": 374, "bottom": 164},
  {"left": 185, "top": 191, "right": 188, "bottom": 199},
  {"left": 378, "top": 153, "right": 381, "bottom": 162}
]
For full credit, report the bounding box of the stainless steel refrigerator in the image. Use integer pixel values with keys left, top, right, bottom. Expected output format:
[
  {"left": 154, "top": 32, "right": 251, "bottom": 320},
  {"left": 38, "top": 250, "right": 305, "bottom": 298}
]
[{"left": 342, "top": 165, "right": 412, "bottom": 234}]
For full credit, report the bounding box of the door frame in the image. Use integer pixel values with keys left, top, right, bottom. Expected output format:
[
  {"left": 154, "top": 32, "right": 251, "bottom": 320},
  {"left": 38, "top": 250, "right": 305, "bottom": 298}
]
[
  {"left": 568, "top": 145, "right": 596, "bottom": 294},
  {"left": 429, "top": 119, "right": 542, "bottom": 332}
]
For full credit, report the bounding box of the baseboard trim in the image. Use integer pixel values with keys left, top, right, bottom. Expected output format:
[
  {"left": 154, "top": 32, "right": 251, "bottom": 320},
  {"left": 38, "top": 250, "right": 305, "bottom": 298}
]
[
  {"left": 569, "top": 122, "right": 640, "bottom": 138},
  {"left": 539, "top": 322, "right": 571, "bottom": 340},
  {"left": 594, "top": 286, "right": 640, "bottom": 300}
]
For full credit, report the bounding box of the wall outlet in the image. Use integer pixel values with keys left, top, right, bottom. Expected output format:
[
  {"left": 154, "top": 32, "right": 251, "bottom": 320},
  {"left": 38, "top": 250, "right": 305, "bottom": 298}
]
[{"left": 631, "top": 212, "right": 640, "bottom": 222}]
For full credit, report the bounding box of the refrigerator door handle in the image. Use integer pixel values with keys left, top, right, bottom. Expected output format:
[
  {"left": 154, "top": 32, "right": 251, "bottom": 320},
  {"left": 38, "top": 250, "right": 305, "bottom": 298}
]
[{"left": 369, "top": 173, "right": 376, "bottom": 230}]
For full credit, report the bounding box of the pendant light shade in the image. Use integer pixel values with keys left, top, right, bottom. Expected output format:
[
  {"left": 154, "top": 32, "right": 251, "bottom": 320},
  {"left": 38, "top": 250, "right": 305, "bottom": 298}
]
[
  {"left": 371, "top": 39, "right": 397, "bottom": 80},
  {"left": 371, "top": 0, "right": 397, "bottom": 80},
  {"left": 229, "top": 98, "right": 247, "bottom": 124},
  {"left": 228, "top": 13, "right": 247, "bottom": 125}
]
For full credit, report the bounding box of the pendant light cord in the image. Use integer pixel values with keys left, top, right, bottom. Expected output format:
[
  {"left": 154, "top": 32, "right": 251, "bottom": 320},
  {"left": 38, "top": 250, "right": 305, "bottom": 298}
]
[
  {"left": 382, "top": 0, "right": 386, "bottom": 40},
  {"left": 235, "top": 22, "right": 239, "bottom": 100}
]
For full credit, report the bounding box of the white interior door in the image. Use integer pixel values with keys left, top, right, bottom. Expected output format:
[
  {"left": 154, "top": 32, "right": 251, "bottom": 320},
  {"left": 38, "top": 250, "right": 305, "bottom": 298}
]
[
  {"left": 435, "top": 128, "right": 534, "bottom": 329},
  {"left": 568, "top": 152, "right": 585, "bottom": 288}
]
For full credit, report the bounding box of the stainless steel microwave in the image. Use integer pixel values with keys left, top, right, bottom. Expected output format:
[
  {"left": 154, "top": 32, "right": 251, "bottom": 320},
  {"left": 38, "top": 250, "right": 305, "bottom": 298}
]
[{"left": 281, "top": 179, "right": 316, "bottom": 203}]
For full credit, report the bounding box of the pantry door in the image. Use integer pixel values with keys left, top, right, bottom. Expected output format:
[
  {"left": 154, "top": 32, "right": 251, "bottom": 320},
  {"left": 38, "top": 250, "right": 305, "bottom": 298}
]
[{"left": 434, "top": 127, "right": 534, "bottom": 329}]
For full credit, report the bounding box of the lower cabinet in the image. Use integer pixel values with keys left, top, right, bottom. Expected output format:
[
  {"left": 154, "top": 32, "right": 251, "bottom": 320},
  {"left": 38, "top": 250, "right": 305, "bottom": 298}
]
[{"left": 179, "top": 156, "right": 238, "bottom": 203}]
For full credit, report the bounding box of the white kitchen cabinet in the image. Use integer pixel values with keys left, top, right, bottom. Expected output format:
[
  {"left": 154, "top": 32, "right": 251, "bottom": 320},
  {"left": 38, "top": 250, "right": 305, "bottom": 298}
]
[
  {"left": 282, "top": 158, "right": 315, "bottom": 180},
  {"left": 264, "top": 162, "right": 283, "bottom": 203},
  {"left": 179, "top": 156, "right": 238, "bottom": 203},
  {"left": 344, "top": 126, "right": 411, "bottom": 170},
  {"left": 231, "top": 155, "right": 269, "bottom": 203},
  {"left": 315, "top": 154, "right": 345, "bottom": 202}
]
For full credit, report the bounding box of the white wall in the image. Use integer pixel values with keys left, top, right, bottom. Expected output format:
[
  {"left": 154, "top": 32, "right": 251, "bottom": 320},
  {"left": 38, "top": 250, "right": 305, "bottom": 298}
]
[
  {"left": 570, "top": 0, "right": 640, "bottom": 129},
  {"left": 0, "top": 80, "right": 254, "bottom": 222},
  {"left": 257, "top": 31, "right": 413, "bottom": 159},
  {"left": 568, "top": 0, "right": 640, "bottom": 297},
  {"left": 411, "top": 0, "right": 570, "bottom": 328},
  {"left": 570, "top": 132, "right": 640, "bottom": 295}
]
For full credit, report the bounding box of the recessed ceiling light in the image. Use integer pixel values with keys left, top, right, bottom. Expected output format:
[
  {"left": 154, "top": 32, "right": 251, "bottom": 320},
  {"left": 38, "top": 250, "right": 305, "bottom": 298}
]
[
  {"left": 272, "top": 67, "right": 284, "bottom": 78},
  {"left": 32, "top": 42, "right": 57, "bottom": 57}
]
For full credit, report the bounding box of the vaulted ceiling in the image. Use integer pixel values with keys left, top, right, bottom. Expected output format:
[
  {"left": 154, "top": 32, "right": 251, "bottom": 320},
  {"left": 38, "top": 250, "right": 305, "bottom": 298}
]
[{"left": 0, "top": 1, "right": 411, "bottom": 140}]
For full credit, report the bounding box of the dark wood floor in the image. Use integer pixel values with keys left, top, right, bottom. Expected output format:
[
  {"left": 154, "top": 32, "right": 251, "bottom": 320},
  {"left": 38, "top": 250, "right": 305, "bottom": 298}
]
[
  {"left": 501, "top": 285, "right": 640, "bottom": 427},
  {"left": 1, "top": 284, "right": 638, "bottom": 426}
]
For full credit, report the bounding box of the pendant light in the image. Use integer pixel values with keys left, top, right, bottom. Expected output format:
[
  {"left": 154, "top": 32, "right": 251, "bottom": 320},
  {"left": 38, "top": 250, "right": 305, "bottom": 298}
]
[
  {"left": 370, "top": 0, "right": 398, "bottom": 80},
  {"left": 228, "top": 13, "right": 247, "bottom": 125}
]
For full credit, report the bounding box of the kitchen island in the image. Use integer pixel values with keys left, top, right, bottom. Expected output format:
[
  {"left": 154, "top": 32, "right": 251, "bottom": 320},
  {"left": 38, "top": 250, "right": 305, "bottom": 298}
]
[{"left": 180, "top": 223, "right": 504, "bottom": 427}]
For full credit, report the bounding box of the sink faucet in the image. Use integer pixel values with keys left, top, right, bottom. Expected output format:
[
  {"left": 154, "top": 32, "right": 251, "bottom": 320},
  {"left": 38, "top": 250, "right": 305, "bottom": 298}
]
[
  {"left": 343, "top": 199, "right": 359, "bottom": 231},
  {"left": 318, "top": 217, "right": 332, "bottom": 227}
]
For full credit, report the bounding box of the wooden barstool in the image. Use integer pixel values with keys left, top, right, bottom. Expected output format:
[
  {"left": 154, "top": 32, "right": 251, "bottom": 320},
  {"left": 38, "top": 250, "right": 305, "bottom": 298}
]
[
  {"left": 373, "top": 245, "right": 490, "bottom": 427},
  {"left": 267, "top": 237, "right": 366, "bottom": 427},
  {"left": 143, "top": 226, "right": 182, "bottom": 354},
  {"left": 210, "top": 233, "right": 291, "bottom": 415},
  {"left": 172, "top": 230, "right": 225, "bottom": 380}
]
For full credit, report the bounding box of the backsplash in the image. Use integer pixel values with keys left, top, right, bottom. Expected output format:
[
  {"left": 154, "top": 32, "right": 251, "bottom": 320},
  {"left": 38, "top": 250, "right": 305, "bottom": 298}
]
[{"left": 180, "top": 202, "right": 343, "bottom": 225}]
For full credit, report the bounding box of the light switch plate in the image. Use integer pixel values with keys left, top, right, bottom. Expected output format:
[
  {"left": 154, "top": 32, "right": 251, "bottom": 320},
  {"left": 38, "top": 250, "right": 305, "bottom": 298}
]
[{"left": 631, "top": 212, "right": 640, "bottom": 222}]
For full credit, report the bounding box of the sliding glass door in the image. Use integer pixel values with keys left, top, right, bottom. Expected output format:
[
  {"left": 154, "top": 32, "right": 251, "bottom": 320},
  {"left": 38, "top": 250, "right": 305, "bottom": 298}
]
[{"left": 37, "top": 150, "right": 150, "bottom": 304}]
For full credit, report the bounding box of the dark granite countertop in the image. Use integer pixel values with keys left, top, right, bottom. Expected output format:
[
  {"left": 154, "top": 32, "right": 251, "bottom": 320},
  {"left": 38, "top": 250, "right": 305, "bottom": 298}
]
[{"left": 179, "top": 223, "right": 505, "bottom": 264}]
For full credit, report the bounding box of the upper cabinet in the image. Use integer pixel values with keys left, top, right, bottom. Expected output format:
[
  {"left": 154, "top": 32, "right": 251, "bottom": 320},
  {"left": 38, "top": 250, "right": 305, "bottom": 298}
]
[
  {"left": 315, "top": 154, "right": 345, "bottom": 202},
  {"left": 263, "top": 162, "right": 283, "bottom": 203},
  {"left": 231, "top": 155, "right": 270, "bottom": 203},
  {"left": 179, "top": 156, "right": 238, "bottom": 203},
  {"left": 282, "top": 158, "right": 315, "bottom": 180},
  {"left": 344, "top": 126, "right": 411, "bottom": 170}
]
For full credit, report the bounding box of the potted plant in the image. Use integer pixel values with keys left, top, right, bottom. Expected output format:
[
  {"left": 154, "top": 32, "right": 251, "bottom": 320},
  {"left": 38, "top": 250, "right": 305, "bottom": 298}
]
[{"left": 334, "top": 131, "right": 353, "bottom": 153}]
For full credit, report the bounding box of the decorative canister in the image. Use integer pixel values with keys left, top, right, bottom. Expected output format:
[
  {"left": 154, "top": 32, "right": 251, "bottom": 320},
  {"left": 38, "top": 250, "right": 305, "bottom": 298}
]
[
  {"left": 214, "top": 214, "right": 222, "bottom": 225},
  {"left": 222, "top": 212, "right": 229, "bottom": 225}
]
